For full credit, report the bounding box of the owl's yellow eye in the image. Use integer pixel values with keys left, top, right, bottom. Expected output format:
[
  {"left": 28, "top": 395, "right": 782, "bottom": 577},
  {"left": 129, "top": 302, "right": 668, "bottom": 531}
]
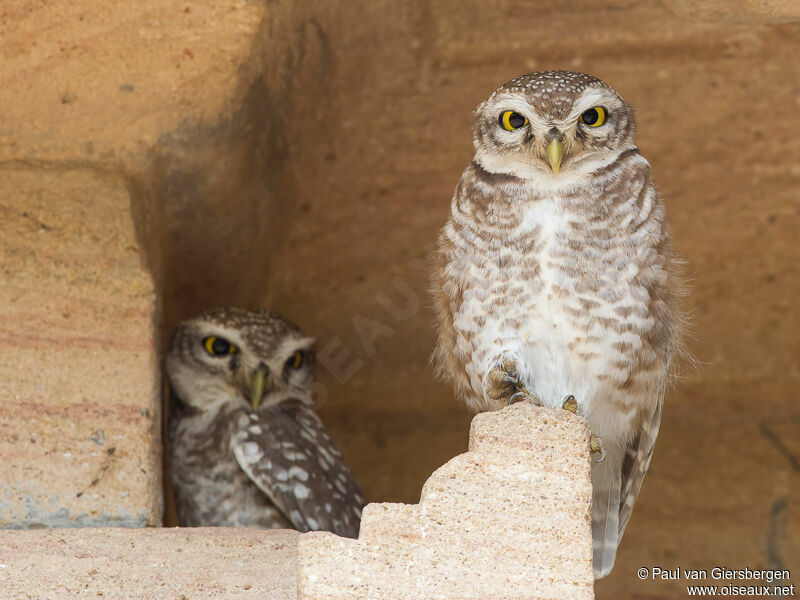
[
  {"left": 499, "top": 110, "right": 528, "bottom": 131},
  {"left": 287, "top": 350, "right": 305, "bottom": 370},
  {"left": 580, "top": 106, "right": 606, "bottom": 127},
  {"left": 203, "top": 336, "right": 235, "bottom": 357}
]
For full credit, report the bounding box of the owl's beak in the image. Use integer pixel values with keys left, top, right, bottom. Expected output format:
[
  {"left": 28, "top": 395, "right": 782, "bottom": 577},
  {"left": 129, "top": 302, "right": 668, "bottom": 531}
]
[
  {"left": 545, "top": 139, "right": 563, "bottom": 174},
  {"left": 249, "top": 363, "right": 269, "bottom": 409}
]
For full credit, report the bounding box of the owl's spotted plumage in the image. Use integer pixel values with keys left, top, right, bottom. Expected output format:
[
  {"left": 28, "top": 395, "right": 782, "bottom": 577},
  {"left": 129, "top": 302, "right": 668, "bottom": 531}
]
[
  {"left": 431, "top": 71, "right": 683, "bottom": 578},
  {"left": 168, "top": 307, "right": 363, "bottom": 537}
]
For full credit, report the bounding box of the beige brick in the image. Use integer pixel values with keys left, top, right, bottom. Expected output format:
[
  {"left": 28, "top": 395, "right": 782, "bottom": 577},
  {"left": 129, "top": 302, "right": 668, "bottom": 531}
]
[
  {"left": 0, "top": 167, "right": 160, "bottom": 527},
  {"left": 298, "top": 403, "right": 595, "bottom": 600}
]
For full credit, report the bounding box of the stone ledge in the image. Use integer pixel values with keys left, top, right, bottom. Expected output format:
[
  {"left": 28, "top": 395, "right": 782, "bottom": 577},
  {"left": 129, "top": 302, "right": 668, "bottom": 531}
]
[
  {"left": 298, "top": 403, "right": 595, "bottom": 600},
  {"left": 0, "top": 528, "right": 298, "bottom": 600}
]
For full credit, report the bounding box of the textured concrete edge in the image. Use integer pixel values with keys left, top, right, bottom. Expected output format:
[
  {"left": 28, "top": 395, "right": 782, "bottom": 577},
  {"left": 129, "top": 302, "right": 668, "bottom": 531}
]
[
  {"left": 297, "top": 403, "right": 595, "bottom": 600},
  {"left": 0, "top": 527, "right": 299, "bottom": 600}
]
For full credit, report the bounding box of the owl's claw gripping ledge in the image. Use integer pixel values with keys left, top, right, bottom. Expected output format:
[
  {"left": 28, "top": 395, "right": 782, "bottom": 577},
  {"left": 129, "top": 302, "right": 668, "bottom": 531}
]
[
  {"left": 590, "top": 433, "right": 606, "bottom": 463},
  {"left": 508, "top": 390, "right": 533, "bottom": 405},
  {"left": 486, "top": 359, "right": 542, "bottom": 407},
  {"left": 562, "top": 395, "right": 579, "bottom": 414},
  {"left": 562, "top": 395, "right": 606, "bottom": 462}
]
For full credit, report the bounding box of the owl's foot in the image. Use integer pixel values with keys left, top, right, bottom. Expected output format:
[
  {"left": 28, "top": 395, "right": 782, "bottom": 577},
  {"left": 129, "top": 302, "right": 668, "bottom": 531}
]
[
  {"left": 486, "top": 358, "right": 542, "bottom": 407},
  {"left": 561, "top": 395, "right": 606, "bottom": 463},
  {"left": 562, "top": 395, "right": 579, "bottom": 414}
]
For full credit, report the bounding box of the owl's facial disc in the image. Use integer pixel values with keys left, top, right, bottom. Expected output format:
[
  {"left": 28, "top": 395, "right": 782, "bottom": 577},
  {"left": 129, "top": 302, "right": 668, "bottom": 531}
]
[
  {"left": 166, "top": 308, "right": 317, "bottom": 412},
  {"left": 472, "top": 80, "right": 635, "bottom": 183}
]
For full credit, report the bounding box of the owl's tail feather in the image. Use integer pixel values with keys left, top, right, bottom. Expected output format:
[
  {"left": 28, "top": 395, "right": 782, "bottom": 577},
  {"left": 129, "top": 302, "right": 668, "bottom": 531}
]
[{"left": 591, "top": 452, "right": 622, "bottom": 579}]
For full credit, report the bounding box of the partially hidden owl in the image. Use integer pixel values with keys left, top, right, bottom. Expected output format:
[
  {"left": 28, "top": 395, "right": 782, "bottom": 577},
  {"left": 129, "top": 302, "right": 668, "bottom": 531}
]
[
  {"left": 431, "top": 71, "right": 684, "bottom": 578},
  {"left": 167, "top": 307, "right": 363, "bottom": 537}
]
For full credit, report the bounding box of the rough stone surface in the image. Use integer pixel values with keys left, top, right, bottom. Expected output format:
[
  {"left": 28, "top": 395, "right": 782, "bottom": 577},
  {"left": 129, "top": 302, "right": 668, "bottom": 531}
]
[
  {"left": 0, "top": 528, "right": 298, "bottom": 599},
  {"left": 0, "top": 168, "right": 161, "bottom": 527},
  {"left": 0, "top": 0, "right": 327, "bottom": 328},
  {"left": 298, "top": 403, "right": 594, "bottom": 600}
]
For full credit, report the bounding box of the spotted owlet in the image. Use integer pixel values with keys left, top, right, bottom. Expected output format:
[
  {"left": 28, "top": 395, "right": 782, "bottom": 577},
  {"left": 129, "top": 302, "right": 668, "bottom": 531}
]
[
  {"left": 431, "top": 71, "right": 683, "bottom": 578},
  {"left": 167, "top": 307, "right": 364, "bottom": 536}
]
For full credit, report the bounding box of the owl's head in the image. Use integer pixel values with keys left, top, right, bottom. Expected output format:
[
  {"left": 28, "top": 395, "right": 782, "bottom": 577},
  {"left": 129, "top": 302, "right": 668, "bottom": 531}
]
[
  {"left": 166, "top": 307, "right": 315, "bottom": 412},
  {"left": 472, "top": 71, "right": 636, "bottom": 184}
]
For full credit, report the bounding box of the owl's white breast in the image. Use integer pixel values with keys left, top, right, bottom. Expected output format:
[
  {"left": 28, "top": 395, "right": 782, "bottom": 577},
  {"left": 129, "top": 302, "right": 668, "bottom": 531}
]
[
  {"left": 453, "top": 196, "right": 587, "bottom": 407},
  {"left": 448, "top": 164, "right": 663, "bottom": 442},
  {"left": 515, "top": 199, "right": 581, "bottom": 400}
]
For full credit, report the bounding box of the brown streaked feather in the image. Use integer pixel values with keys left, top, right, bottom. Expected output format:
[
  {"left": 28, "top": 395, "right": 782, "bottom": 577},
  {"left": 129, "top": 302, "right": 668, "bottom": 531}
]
[
  {"left": 231, "top": 398, "right": 363, "bottom": 538},
  {"left": 618, "top": 397, "right": 663, "bottom": 539},
  {"left": 430, "top": 230, "right": 472, "bottom": 403}
]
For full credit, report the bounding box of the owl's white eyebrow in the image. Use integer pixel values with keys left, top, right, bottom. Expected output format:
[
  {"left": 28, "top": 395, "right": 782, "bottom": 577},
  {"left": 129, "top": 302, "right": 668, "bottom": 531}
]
[
  {"left": 489, "top": 96, "right": 552, "bottom": 131},
  {"left": 489, "top": 95, "right": 536, "bottom": 117},
  {"left": 275, "top": 337, "right": 315, "bottom": 360},
  {"left": 192, "top": 321, "right": 246, "bottom": 347},
  {"left": 570, "top": 88, "right": 616, "bottom": 118}
]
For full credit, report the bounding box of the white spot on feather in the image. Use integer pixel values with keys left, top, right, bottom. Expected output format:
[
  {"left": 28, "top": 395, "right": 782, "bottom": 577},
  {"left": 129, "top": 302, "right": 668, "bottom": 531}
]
[
  {"left": 288, "top": 466, "right": 309, "bottom": 481},
  {"left": 294, "top": 483, "right": 310, "bottom": 499},
  {"left": 243, "top": 442, "right": 261, "bottom": 459}
]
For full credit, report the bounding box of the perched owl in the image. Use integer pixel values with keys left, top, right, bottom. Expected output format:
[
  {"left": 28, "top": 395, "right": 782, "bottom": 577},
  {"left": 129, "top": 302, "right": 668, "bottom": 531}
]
[
  {"left": 167, "top": 307, "right": 363, "bottom": 537},
  {"left": 431, "top": 71, "right": 683, "bottom": 578}
]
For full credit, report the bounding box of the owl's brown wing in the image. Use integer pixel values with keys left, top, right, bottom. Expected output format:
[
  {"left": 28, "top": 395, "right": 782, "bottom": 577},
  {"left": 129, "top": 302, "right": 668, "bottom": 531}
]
[
  {"left": 592, "top": 397, "right": 663, "bottom": 578},
  {"left": 230, "top": 398, "right": 364, "bottom": 538},
  {"left": 618, "top": 398, "right": 663, "bottom": 539}
]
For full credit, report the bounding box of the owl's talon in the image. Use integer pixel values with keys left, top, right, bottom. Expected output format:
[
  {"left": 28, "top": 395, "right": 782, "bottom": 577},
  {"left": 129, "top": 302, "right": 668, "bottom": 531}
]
[
  {"left": 508, "top": 391, "right": 524, "bottom": 405},
  {"left": 591, "top": 433, "right": 606, "bottom": 463},
  {"left": 561, "top": 395, "right": 605, "bottom": 461},
  {"left": 508, "top": 390, "right": 541, "bottom": 406},
  {"left": 562, "top": 395, "right": 578, "bottom": 414},
  {"left": 488, "top": 367, "right": 515, "bottom": 387},
  {"left": 486, "top": 361, "right": 541, "bottom": 406}
]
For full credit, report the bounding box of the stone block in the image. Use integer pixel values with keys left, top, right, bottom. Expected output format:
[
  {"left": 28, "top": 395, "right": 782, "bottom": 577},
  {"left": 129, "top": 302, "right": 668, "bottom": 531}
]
[
  {"left": 0, "top": 527, "right": 298, "bottom": 599},
  {"left": 0, "top": 167, "right": 160, "bottom": 528},
  {"left": 298, "top": 403, "right": 595, "bottom": 600}
]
